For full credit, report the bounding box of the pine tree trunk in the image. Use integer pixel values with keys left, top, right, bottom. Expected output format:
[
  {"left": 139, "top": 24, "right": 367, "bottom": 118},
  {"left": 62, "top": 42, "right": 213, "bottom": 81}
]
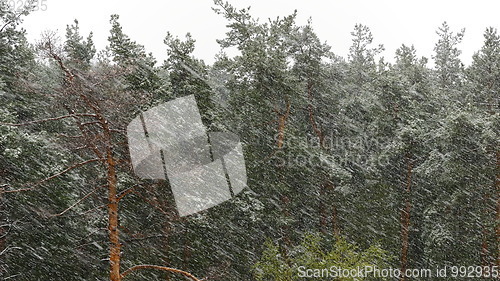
[
  {"left": 276, "top": 102, "right": 291, "bottom": 149},
  {"left": 107, "top": 151, "right": 121, "bottom": 281},
  {"left": 101, "top": 116, "right": 121, "bottom": 281},
  {"left": 400, "top": 155, "right": 413, "bottom": 281},
  {"left": 325, "top": 182, "right": 340, "bottom": 237},
  {"left": 318, "top": 184, "right": 339, "bottom": 236}
]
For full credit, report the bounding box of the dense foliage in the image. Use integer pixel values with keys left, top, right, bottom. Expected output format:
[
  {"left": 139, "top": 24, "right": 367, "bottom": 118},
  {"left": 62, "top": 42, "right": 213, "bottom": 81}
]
[{"left": 0, "top": 1, "right": 498, "bottom": 280}]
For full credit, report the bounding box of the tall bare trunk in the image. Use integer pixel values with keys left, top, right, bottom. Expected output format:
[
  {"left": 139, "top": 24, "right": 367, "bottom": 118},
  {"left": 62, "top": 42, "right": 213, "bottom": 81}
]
[
  {"left": 100, "top": 115, "right": 121, "bottom": 281},
  {"left": 276, "top": 102, "right": 291, "bottom": 149},
  {"left": 107, "top": 151, "right": 120, "bottom": 281},
  {"left": 400, "top": 155, "right": 412, "bottom": 281}
]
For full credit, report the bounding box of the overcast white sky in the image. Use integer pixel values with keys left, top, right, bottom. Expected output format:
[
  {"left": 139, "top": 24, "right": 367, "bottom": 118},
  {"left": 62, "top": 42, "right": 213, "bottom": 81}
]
[{"left": 21, "top": 0, "right": 500, "bottom": 66}]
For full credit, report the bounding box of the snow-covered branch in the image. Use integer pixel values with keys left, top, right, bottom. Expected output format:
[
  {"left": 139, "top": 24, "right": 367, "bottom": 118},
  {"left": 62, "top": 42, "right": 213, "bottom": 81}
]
[
  {"left": 121, "top": 264, "right": 203, "bottom": 281},
  {"left": 0, "top": 113, "right": 97, "bottom": 127},
  {"left": 1, "top": 158, "right": 103, "bottom": 193}
]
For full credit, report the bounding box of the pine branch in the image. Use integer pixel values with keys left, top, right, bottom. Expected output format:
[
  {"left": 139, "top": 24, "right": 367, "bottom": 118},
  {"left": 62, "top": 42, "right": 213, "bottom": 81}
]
[
  {"left": 0, "top": 113, "right": 97, "bottom": 127},
  {"left": 0, "top": 246, "right": 22, "bottom": 257},
  {"left": 56, "top": 133, "right": 84, "bottom": 139},
  {"left": 1, "top": 158, "right": 103, "bottom": 193},
  {"left": 49, "top": 184, "right": 105, "bottom": 217},
  {"left": 77, "top": 204, "right": 106, "bottom": 216},
  {"left": 121, "top": 264, "right": 203, "bottom": 280},
  {"left": 116, "top": 185, "right": 139, "bottom": 202},
  {"left": 131, "top": 190, "right": 170, "bottom": 216}
]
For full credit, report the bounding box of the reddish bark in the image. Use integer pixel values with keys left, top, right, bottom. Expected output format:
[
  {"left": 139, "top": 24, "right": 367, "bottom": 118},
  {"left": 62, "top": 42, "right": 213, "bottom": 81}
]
[
  {"left": 10, "top": 38, "right": 203, "bottom": 281},
  {"left": 276, "top": 102, "right": 291, "bottom": 149},
  {"left": 100, "top": 112, "right": 121, "bottom": 281}
]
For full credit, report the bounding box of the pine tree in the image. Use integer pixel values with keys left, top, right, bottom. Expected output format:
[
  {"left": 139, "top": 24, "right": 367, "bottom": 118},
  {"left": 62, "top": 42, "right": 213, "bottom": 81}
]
[
  {"left": 433, "top": 22, "right": 465, "bottom": 92},
  {"left": 64, "top": 19, "right": 96, "bottom": 69}
]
